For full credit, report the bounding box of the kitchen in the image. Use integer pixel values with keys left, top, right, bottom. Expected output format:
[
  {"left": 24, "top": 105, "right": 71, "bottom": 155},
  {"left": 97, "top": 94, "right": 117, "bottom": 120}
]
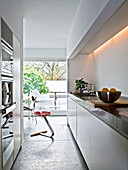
[
  {"left": 67, "top": 0, "right": 128, "bottom": 169},
  {"left": 0, "top": 0, "right": 128, "bottom": 170}
]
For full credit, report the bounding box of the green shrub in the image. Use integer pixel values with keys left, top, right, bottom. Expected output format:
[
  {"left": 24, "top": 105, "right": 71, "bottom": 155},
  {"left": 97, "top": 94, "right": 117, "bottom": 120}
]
[{"left": 23, "top": 67, "right": 49, "bottom": 95}]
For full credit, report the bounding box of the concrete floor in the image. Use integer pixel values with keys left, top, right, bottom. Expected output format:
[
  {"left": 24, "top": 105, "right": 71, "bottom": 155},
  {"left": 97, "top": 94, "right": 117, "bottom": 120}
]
[{"left": 11, "top": 116, "right": 88, "bottom": 170}]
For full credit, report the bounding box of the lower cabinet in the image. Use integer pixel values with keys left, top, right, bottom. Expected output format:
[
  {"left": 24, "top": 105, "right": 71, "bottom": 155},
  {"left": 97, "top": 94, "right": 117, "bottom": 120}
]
[
  {"left": 77, "top": 104, "right": 90, "bottom": 164},
  {"left": 67, "top": 97, "right": 128, "bottom": 170},
  {"left": 67, "top": 97, "right": 77, "bottom": 139},
  {"left": 89, "top": 115, "right": 128, "bottom": 170}
]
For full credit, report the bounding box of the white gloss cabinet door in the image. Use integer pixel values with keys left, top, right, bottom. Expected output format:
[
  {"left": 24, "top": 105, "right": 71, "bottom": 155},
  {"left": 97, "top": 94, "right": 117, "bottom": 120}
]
[
  {"left": 13, "top": 35, "right": 22, "bottom": 160},
  {"left": 67, "top": 97, "right": 77, "bottom": 139},
  {"left": 89, "top": 115, "right": 128, "bottom": 170},
  {"left": 76, "top": 104, "right": 90, "bottom": 166}
]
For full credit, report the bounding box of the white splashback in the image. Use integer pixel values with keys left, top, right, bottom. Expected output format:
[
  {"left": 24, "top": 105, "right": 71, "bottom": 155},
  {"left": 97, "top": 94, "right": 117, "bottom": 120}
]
[
  {"left": 93, "top": 27, "right": 128, "bottom": 96},
  {"left": 68, "top": 54, "right": 94, "bottom": 92}
]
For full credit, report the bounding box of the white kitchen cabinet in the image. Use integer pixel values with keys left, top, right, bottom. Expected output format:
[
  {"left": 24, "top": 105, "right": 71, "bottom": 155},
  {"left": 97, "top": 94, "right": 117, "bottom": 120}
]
[
  {"left": 67, "top": 95, "right": 128, "bottom": 170},
  {"left": 0, "top": 18, "right": 23, "bottom": 170},
  {"left": 89, "top": 114, "right": 128, "bottom": 170},
  {"left": 67, "top": 97, "right": 77, "bottom": 139},
  {"left": 0, "top": 17, "right": 14, "bottom": 170},
  {"left": 13, "top": 35, "right": 22, "bottom": 160},
  {"left": 76, "top": 104, "right": 91, "bottom": 166}
]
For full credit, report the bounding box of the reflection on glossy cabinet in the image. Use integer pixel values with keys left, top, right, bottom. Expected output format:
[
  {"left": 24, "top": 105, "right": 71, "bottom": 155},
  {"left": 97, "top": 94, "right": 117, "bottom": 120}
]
[
  {"left": 13, "top": 35, "right": 22, "bottom": 160},
  {"left": 67, "top": 97, "right": 77, "bottom": 139},
  {"left": 76, "top": 104, "right": 90, "bottom": 165},
  {"left": 89, "top": 115, "right": 128, "bottom": 170}
]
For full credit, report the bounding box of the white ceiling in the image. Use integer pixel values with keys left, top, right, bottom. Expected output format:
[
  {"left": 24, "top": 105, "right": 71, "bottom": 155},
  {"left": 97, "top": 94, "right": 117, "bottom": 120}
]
[{"left": 16, "top": 0, "right": 81, "bottom": 49}]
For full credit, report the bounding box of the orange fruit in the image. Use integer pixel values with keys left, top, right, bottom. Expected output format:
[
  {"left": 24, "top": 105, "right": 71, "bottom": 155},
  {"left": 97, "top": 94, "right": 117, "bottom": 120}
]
[
  {"left": 102, "top": 88, "right": 109, "bottom": 92},
  {"left": 110, "top": 88, "right": 116, "bottom": 92}
]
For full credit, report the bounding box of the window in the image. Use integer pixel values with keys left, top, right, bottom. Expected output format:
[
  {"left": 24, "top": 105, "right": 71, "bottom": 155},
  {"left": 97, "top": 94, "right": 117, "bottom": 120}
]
[{"left": 23, "top": 61, "right": 67, "bottom": 115}]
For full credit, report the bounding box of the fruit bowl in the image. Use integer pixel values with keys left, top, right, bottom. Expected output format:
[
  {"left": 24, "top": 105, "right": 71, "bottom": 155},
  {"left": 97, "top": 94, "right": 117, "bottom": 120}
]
[{"left": 97, "top": 91, "right": 121, "bottom": 103}]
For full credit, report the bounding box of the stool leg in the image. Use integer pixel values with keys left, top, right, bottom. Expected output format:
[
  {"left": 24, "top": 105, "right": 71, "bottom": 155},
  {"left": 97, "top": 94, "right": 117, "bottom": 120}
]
[
  {"left": 31, "top": 131, "right": 47, "bottom": 137},
  {"left": 3, "top": 134, "right": 13, "bottom": 139},
  {"left": 43, "top": 116, "right": 54, "bottom": 138},
  {"left": 35, "top": 115, "right": 37, "bottom": 124},
  {"left": 30, "top": 116, "right": 54, "bottom": 139},
  {"left": 28, "top": 110, "right": 31, "bottom": 119}
]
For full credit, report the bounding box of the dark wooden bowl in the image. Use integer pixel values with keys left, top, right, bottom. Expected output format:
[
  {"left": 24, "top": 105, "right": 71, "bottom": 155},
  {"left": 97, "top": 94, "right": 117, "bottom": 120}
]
[{"left": 97, "top": 91, "right": 121, "bottom": 103}]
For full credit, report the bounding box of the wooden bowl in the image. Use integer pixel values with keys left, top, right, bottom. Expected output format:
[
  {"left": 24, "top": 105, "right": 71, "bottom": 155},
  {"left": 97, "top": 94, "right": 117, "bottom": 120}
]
[{"left": 97, "top": 91, "right": 121, "bottom": 103}]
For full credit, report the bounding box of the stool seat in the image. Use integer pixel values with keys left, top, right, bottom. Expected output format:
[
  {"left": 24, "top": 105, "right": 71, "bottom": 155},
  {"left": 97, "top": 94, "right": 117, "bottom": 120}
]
[{"left": 33, "top": 111, "right": 51, "bottom": 117}]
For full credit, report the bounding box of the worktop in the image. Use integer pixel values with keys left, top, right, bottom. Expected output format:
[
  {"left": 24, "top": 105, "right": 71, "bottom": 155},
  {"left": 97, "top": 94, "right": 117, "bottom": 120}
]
[{"left": 68, "top": 93, "right": 128, "bottom": 139}]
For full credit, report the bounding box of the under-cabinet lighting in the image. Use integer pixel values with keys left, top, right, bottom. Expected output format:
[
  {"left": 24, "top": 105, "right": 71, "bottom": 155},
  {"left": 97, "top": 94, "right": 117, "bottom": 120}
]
[{"left": 94, "top": 26, "right": 128, "bottom": 53}]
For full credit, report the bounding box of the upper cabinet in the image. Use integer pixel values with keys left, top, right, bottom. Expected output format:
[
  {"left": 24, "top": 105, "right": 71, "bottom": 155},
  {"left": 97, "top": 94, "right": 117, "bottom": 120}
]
[
  {"left": 79, "top": 0, "right": 128, "bottom": 55},
  {"left": 67, "top": 0, "right": 127, "bottom": 59}
]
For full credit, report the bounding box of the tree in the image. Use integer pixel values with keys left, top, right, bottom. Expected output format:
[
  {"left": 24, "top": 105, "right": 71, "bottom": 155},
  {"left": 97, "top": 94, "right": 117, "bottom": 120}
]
[
  {"left": 24, "top": 61, "right": 66, "bottom": 80},
  {"left": 23, "top": 67, "right": 49, "bottom": 95}
]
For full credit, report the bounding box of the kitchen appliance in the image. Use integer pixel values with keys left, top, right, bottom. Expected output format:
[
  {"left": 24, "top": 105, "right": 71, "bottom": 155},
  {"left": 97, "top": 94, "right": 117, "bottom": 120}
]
[
  {"left": 2, "top": 76, "right": 13, "bottom": 106},
  {"left": 2, "top": 82, "right": 12, "bottom": 106},
  {"left": 1, "top": 38, "right": 13, "bottom": 77},
  {"left": 1, "top": 74, "right": 16, "bottom": 131}
]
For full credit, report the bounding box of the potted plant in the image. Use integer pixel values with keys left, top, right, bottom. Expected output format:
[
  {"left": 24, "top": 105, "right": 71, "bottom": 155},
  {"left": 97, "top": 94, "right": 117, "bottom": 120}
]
[{"left": 75, "top": 78, "right": 88, "bottom": 93}]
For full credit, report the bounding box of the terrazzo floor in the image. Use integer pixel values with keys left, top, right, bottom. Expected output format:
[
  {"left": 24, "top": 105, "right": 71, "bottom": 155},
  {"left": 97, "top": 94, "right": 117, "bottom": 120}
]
[{"left": 11, "top": 116, "right": 89, "bottom": 170}]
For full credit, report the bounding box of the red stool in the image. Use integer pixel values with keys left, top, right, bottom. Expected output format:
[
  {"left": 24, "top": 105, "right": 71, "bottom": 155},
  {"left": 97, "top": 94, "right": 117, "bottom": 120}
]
[{"left": 31, "top": 111, "right": 54, "bottom": 138}]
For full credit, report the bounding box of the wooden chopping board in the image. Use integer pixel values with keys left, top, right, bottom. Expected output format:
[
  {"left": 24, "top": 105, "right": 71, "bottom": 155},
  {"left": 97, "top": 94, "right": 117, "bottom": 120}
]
[{"left": 86, "top": 99, "right": 128, "bottom": 107}]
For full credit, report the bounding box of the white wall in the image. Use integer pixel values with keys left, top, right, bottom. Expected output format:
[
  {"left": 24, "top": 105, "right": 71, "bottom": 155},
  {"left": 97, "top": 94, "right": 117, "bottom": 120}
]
[
  {"left": 93, "top": 26, "right": 128, "bottom": 96},
  {"left": 68, "top": 54, "right": 93, "bottom": 92},
  {"left": 68, "top": 26, "right": 128, "bottom": 96},
  {"left": 67, "top": 0, "right": 125, "bottom": 59}
]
